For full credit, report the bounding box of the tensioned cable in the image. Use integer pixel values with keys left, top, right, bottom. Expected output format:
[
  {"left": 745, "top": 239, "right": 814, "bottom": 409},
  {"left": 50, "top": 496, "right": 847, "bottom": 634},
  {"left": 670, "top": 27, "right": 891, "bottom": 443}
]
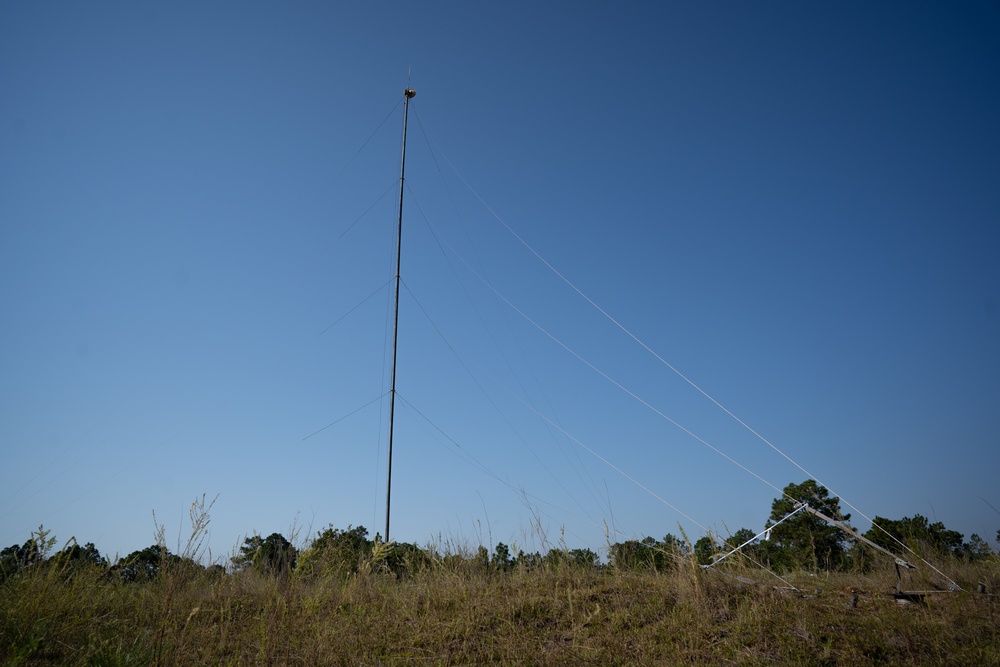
[
  {"left": 437, "top": 205, "right": 946, "bottom": 582},
  {"left": 405, "top": 174, "right": 589, "bottom": 493},
  {"left": 499, "top": 383, "right": 798, "bottom": 589},
  {"left": 402, "top": 137, "right": 611, "bottom": 514},
  {"left": 393, "top": 190, "right": 792, "bottom": 584},
  {"left": 706, "top": 504, "right": 807, "bottom": 569},
  {"left": 318, "top": 280, "right": 391, "bottom": 336},
  {"left": 415, "top": 112, "right": 649, "bottom": 534},
  {"left": 290, "top": 101, "right": 940, "bottom": 586},
  {"left": 426, "top": 132, "right": 951, "bottom": 579},
  {"left": 400, "top": 279, "right": 605, "bottom": 527},
  {"left": 332, "top": 180, "right": 399, "bottom": 244},
  {"left": 419, "top": 188, "right": 932, "bottom": 586},
  {"left": 505, "top": 388, "right": 708, "bottom": 531},
  {"left": 4, "top": 97, "right": 408, "bottom": 546},
  {"left": 310, "top": 277, "right": 396, "bottom": 460},
  {"left": 1, "top": 272, "right": 397, "bottom": 546},
  {"left": 309, "top": 97, "right": 404, "bottom": 209},
  {"left": 398, "top": 277, "right": 723, "bottom": 550},
  {"left": 417, "top": 222, "right": 785, "bottom": 496},
  {"left": 407, "top": 152, "right": 946, "bottom": 585},
  {"left": 302, "top": 392, "right": 389, "bottom": 442},
  {"left": 403, "top": 183, "right": 610, "bottom": 519},
  {"left": 394, "top": 392, "right": 598, "bottom": 548},
  {"left": 439, "top": 145, "right": 807, "bottom": 477},
  {"left": 5, "top": 105, "right": 416, "bottom": 555},
  {"left": 412, "top": 113, "right": 792, "bottom": 491},
  {"left": 400, "top": 255, "right": 783, "bottom": 569},
  {"left": 703, "top": 507, "right": 806, "bottom": 590},
  {"left": 394, "top": 391, "right": 568, "bottom": 515},
  {"left": 397, "top": 179, "right": 722, "bottom": 542},
  {"left": 463, "top": 203, "right": 958, "bottom": 581}
]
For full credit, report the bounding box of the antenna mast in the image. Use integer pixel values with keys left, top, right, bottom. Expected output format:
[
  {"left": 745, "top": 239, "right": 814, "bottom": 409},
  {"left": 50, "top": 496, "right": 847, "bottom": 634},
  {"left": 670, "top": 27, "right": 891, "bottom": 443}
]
[{"left": 385, "top": 87, "right": 416, "bottom": 542}]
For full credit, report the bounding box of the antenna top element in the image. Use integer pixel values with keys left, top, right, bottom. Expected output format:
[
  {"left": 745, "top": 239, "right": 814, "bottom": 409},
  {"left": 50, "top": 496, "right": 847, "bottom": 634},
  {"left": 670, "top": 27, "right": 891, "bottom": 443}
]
[{"left": 404, "top": 89, "right": 416, "bottom": 98}]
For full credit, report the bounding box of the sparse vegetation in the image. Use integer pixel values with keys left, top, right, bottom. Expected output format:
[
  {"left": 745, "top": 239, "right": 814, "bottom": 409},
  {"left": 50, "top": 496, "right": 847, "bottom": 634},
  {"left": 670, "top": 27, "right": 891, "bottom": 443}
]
[{"left": 2, "top": 487, "right": 998, "bottom": 665}]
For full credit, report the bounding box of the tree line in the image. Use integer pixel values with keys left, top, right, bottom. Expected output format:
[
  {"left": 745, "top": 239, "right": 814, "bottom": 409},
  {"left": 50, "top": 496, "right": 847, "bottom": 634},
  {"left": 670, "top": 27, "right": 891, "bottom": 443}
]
[{"left": 2, "top": 480, "right": 995, "bottom": 583}]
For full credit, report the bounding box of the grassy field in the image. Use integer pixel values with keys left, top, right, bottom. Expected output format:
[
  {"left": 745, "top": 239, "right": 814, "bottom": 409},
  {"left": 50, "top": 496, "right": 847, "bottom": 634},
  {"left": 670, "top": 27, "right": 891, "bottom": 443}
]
[{"left": 2, "top": 548, "right": 998, "bottom": 666}]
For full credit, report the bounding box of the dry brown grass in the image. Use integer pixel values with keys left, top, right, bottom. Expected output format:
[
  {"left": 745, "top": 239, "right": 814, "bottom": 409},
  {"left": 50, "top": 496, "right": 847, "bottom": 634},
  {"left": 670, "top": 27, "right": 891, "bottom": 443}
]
[{"left": 2, "top": 552, "right": 999, "bottom": 666}]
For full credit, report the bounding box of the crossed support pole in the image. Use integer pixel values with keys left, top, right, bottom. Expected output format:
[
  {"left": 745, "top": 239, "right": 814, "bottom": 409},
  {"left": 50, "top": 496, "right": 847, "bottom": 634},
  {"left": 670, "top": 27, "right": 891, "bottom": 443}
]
[
  {"left": 793, "top": 503, "right": 919, "bottom": 591},
  {"left": 704, "top": 499, "right": 963, "bottom": 596}
]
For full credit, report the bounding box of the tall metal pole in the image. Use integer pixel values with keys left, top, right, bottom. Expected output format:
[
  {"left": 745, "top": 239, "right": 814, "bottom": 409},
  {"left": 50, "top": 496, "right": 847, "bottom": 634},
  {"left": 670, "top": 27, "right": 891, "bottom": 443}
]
[{"left": 385, "top": 88, "right": 415, "bottom": 542}]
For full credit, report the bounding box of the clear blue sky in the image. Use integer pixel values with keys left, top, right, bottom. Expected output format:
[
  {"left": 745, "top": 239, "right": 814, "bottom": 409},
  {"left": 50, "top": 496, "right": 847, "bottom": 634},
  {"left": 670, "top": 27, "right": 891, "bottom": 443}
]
[{"left": 3, "top": 2, "right": 998, "bottom": 562}]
